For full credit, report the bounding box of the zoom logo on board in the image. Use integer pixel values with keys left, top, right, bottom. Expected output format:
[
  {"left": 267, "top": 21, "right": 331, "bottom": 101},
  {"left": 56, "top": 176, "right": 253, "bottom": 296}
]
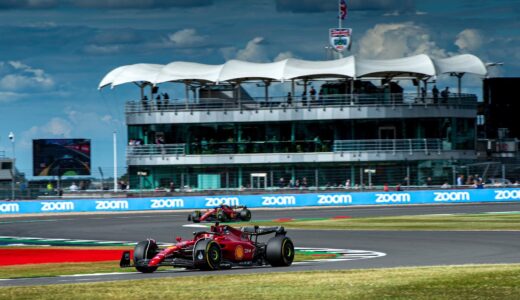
[
  {"left": 95, "top": 200, "right": 129, "bottom": 210},
  {"left": 433, "top": 192, "right": 470, "bottom": 202},
  {"left": 205, "top": 197, "right": 240, "bottom": 207},
  {"left": 150, "top": 199, "right": 184, "bottom": 209},
  {"left": 494, "top": 190, "right": 520, "bottom": 200},
  {"left": 375, "top": 193, "right": 411, "bottom": 203},
  {"left": 317, "top": 194, "right": 352, "bottom": 204},
  {"left": 41, "top": 201, "right": 75, "bottom": 212},
  {"left": 0, "top": 203, "right": 19, "bottom": 213},
  {"left": 262, "top": 196, "right": 296, "bottom": 206}
]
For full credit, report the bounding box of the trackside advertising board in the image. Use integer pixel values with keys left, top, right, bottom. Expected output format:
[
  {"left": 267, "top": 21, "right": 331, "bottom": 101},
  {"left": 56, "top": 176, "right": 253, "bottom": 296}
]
[{"left": 1, "top": 188, "right": 519, "bottom": 214}]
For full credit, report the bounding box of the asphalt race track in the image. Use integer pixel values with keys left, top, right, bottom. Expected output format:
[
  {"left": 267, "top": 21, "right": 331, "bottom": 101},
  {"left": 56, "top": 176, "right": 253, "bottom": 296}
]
[{"left": 1, "top": 202, "right": 520, "bottom": 286}]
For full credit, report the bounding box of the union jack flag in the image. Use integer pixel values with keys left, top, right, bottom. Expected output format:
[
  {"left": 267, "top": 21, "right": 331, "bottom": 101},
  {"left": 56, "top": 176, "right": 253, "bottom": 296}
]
[{"left": 340, "top": 0, "right": 347, "bottom": 20}]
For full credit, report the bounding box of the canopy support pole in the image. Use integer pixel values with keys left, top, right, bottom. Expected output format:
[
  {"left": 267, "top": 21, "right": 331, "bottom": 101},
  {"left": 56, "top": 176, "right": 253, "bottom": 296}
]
[{"left": 184, "top": 80, "right": 190, "bottom": 109}]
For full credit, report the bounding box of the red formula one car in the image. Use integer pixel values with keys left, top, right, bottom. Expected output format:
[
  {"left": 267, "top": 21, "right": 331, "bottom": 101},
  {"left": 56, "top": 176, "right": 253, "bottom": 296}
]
[
  {"left": 120, "top": 223, "right": 294, "bottom": 273},
  {"left": 187, "top": 204, "right": 252, "bottom": 223}
]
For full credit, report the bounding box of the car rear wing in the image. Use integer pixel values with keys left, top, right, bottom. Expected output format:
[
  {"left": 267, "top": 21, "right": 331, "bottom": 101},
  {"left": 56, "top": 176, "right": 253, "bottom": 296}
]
[{"left": 241, "top": 225, "right": 286, "bottom": 236}]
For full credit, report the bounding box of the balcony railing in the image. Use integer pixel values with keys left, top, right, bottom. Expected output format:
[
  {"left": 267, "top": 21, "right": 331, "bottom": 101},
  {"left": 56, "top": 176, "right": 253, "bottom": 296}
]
[
  {"left": 127, "top": 144, "right": 185, "bottom": 156},
  {"left": 125, "top": 93, "right": 477, "bottom": 113},
  {"left": 127, "top": 138, "right": 451, "bottom": 157},
  {"left": 333, "top": 139, "right": 444, "bottom": 155}
]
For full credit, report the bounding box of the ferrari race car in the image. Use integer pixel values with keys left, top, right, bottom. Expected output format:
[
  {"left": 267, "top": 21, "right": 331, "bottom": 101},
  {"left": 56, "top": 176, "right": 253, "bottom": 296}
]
[
  {"left": 120, "top": 223, "right": 294, "bottom": 273},
  {"left": 187, "top": 204, "right": 251, "bottom": 223}
]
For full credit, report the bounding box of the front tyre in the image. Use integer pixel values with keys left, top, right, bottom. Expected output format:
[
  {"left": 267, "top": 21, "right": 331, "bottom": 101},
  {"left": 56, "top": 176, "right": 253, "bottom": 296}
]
[
  {"left": 239, "top": 208, "right": 251, "bottom": 221},
  {"left": 193, "top": 239, "right": 221, "bottom": 270},
  {"left": 266, "top": 236, "right": 294, "bottom": 267},
  {"left": 190, "top": 211, "right": 201, "bottom": 223},
  {"left": 134, "top": 240, "right": 159, "bottom": 273}
]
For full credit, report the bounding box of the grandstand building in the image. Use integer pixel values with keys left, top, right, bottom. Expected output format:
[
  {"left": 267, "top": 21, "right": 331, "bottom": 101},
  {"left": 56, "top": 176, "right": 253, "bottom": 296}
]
[{"left": 100, "top": 54, "right": 488, "bottom": 189}]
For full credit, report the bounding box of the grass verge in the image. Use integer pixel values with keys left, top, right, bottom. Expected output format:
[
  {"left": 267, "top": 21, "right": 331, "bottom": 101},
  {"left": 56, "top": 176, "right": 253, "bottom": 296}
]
[
  {"left": 0, "top": 250, "right": 328, "bottom": 279},
  {"left": 240, "top": 213, "right": 520, "bottom": 230},
  {"left": 1, "top": 264, "right": 520, "bottom": 299}
]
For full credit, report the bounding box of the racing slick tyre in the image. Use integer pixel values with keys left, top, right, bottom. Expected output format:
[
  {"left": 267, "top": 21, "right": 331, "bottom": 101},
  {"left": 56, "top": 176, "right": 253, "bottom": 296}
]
[
  {"left": 193, "top": 239, "right": 221, "bottom": 270},
  {"left": 134, "top": 240, "right": 159, "bottom": 273},
  {"left": 217, "top": 210, "right": 228, "bottom": 222},
  {"left": 189, "top": 211, "right": 201, "bottom": 223},
  {"left": 239, "top": 208, "right": 252, "bottom": 221},
  {"left": 266, "top": 236, "right": 294, "bottom": 267}
]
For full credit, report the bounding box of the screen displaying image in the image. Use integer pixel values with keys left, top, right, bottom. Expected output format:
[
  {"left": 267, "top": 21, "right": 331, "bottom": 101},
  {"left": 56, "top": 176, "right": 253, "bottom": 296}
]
[{"left": 33, "top": 139, "right": 91, "bottom": 176}]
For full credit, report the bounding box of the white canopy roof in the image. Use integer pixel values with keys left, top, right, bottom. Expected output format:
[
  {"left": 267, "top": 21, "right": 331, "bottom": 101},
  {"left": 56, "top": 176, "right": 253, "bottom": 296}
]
[{"left": 99, "top": 54, "right": 488, "bottom": 89}]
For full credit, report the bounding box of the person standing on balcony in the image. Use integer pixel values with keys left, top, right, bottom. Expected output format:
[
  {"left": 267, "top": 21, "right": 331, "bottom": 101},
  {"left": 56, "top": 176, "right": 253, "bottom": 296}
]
[
  {"left": 441, "top": 87, "right": 450, "bottom": 103},
  {"left": 420, "top": 87, "right": 426, "bottom": 103},
  {"left": 432, "top": 85, "right": 439, "bottom": 104},
  {"left": 287, "top": 92, "right": 292, "bottom": 106},
  {"left": 162, "top": 92, "right": 169, "bottom": 110},
  {"left": 309, "top": 86, "right": 316, "bottom": 103},
  {"left": 141, "top": 95, "right": 149, "bottom": 110}
]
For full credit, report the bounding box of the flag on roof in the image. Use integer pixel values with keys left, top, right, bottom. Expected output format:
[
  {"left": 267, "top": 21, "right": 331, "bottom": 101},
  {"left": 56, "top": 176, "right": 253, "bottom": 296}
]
[{"left": 340, "top": 0, "right": 347, "bottom": 20}]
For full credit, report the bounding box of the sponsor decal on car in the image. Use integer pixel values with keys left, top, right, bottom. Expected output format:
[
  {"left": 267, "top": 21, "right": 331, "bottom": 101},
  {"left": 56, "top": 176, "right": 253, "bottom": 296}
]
[
  {"left": 95, "top": 200, "right": 129, "bottom": 210},
  {"left": 261, "top": 196, "right": 296, "bottom": 206},
  {"left": 150, "top": 199, "right": 184, "bottom": 209},
  {"left": 433, "top": 192, "right": 470, "bottom": 202},
  {"left": 0, "top": 203, "right": 19, "bottom": 213},
  {"left": 317, "top": 194, "right": 352, "bottom": 205},
  {"left": 234, "top": 245, "right": 244, "bottom": 260},
  {"left": 375, "top": 193, "right": 411, "bottom": 203},
  {"left": 41, "top": 201, "right": 75, "bottom": 212},
  {"left": 495, "top": 190, "right": 520, "bottom": 200},
  {"left": 205, "top": 197, "right": 240, "bottom": 207}
]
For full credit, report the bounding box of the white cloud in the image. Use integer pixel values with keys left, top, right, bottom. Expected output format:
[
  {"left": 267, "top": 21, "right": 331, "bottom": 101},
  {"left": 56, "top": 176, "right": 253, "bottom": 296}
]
[
  {"left": 167, "top": 28, "right": 205, "bottom": 47},
  {"left": 236, "top": 37, "right": 268, "bottom": 62},
  {"left": 84, "top": 44, "right": 121, "bottom": 55},
  {"left": 357, "top": 22, "right": 449, "bottom": 59},
  {"left": 0, "top": 61, "right": 54, "bottom": 92},
  {"left": 455, "top": 29, "right": 483, "bottom": 52},
  {"left": 274, "top": 51, "right": 294, "bottom": 61}
]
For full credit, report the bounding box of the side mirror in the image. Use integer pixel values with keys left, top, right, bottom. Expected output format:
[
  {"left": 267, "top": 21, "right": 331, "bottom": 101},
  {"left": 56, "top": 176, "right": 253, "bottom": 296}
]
[{"left": 175, "top": 236, "right": 182, "bottom": 242}]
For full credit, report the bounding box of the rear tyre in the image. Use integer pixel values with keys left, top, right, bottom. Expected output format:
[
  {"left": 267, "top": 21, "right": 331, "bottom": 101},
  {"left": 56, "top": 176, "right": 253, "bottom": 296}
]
[
  {"left": 265, "top": 236, "right": 294, "bottom": 267},
  {"left": 193, "top": 239, "right": 221, "bottom": 270},
  {"left": 239, "top": 208, "right": 252, "bottom": 221},
  {"left": 134, "top": 240, "right": 159, "bottom": 273}
]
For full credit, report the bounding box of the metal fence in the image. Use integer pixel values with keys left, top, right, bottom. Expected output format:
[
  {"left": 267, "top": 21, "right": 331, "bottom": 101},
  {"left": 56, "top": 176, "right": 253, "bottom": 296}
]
[
  {"left": 126, "top": 139, "right": 447, "bottom": 157},
  {"left": 125, "top": 93, "right": 477, "bottom": 113}
]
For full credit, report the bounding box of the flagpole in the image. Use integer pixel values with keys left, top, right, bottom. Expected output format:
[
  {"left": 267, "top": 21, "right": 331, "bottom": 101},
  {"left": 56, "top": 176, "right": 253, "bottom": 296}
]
[{"left": 338, "top": 0, "right": 342, "bottom": 28}]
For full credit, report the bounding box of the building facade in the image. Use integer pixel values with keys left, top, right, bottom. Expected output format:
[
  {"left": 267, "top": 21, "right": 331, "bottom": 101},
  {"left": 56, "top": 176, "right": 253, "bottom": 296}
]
[{"left": 100, "top": 54, "right": 487, "bottom": 189}]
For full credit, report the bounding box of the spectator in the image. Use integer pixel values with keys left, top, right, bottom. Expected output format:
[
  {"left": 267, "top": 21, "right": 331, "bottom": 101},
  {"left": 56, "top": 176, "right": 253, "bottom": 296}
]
[
  {"left": 441, "top": 182, "right": 451, "bottom": 189},
  {"left": 309, "top": 86, "right": 316, "bottom": 102},
  {"left": 420, "top": 87, "right": 426, "bottom": 102},
  {"left": 278, "top": 177, "right": 285, "bottom": 188},
  {"left": 162, "top": 92, "right": 170, "bottom": 109},
  {"left": 383, "top": 183, "right": 389, "bottom": 192},
  {"left": 432, "top": 85, "right": 439, "bottom": 103},
  {"left": 395, "top": 184, "right": 402, "bottom": 191},
  {"left": 301, "top": 177, "right": 308, "bottom": 188},
  {"left": 425, "top": 177, "right": 433, "bottom": 186},
  {"left": 69, "top": 182, "right": 78, "bottom": 192},
  {"left": 287, "top": 92, "right": 292, "bottom": 106},
  {"left": 440, "top": 87, "right": 450, "bottom": 103},
  {"left": 457, "top": 174, "right": 465, "bottom": 186}
]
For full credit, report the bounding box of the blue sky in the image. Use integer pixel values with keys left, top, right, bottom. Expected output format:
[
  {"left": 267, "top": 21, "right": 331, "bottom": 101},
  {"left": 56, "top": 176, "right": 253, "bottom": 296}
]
[{"left": 0, "top": 0, "right": 518, "bottom": 179}]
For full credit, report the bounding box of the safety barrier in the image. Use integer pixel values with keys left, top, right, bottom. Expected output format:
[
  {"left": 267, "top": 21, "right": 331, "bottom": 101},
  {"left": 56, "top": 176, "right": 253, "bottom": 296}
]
[{"left": 1, "top": 188, "right": 519, "bottom": 214}]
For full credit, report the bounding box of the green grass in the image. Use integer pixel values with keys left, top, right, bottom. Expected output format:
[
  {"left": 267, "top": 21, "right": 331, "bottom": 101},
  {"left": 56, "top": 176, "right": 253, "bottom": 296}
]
[
  {"left": 0, "top": 250, "right": 328, "bottom": 279},
  {"left": 239, "top": 213, "right": 520, "bottom": 231},
  {"left": 1, "top": 264, "right": 520, "bottom": 299}
]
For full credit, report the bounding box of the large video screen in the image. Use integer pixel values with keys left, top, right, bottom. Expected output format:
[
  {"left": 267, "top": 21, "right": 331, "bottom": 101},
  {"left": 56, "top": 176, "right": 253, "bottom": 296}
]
[{"left": 33, "top": 139, "right": 91, "bottom": 176}]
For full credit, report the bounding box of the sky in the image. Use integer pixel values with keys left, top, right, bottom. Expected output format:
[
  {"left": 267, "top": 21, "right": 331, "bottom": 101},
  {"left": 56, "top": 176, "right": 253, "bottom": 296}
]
[{"left": 0, "top": 0, "right": 518, "bottom": 179}]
